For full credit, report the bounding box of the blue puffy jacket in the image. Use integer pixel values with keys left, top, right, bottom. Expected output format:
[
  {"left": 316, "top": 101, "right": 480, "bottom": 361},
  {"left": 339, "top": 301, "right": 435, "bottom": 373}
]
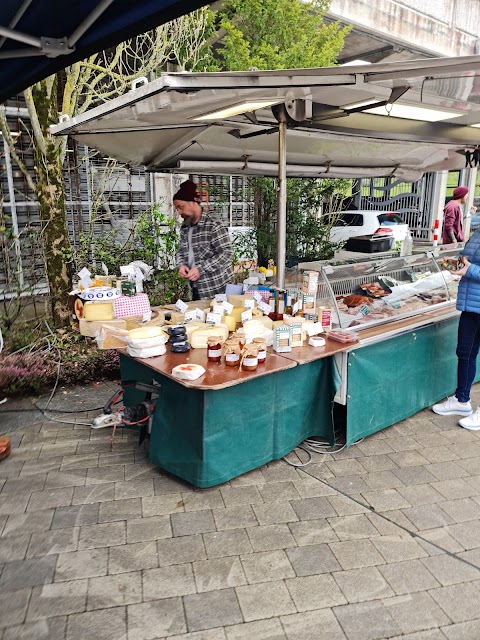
[{"left": 457, "top": 230, "right": 480, "bottom": 312}]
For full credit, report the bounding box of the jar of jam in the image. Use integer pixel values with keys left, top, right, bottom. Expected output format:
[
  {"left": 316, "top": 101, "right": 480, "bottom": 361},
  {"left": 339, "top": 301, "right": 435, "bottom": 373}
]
[
  {"left": 240, "top": 343, "right": 260, "bottom": 371},
  {"left": 222, "top": 340, "right": 241, "bottom": 367},
  {"left": 207, "top": 336, "right": 222, "bottom": 362},
  {"left": 253, "top": 337, "right": 267, "bottom": 363},
  {"left": 232, "top": 332, "right": 246, "bottom": 350}
]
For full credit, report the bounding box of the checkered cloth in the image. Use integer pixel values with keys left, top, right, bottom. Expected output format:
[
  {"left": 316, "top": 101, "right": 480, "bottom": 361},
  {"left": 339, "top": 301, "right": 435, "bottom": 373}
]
[
  {"left": 176, "top": 213, "right": 233, "bottom": 299},
  {"left": 114, "top": 293, "right": 151, "bottom": 318}
]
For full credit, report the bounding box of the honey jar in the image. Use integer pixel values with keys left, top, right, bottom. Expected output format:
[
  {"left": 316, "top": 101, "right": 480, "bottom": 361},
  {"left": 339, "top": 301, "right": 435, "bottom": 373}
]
[
  {"left": 222, "top": 339, "right": 241, "bottom": 367},
  {"left": 207, "top": 336, "right": 223, "bottom": 362},
  {"left": 240, "top": 343, "right": 260, "bottom": 371},
  {"left": 253, "top": 337, "right": 267, "bottom": 363}
]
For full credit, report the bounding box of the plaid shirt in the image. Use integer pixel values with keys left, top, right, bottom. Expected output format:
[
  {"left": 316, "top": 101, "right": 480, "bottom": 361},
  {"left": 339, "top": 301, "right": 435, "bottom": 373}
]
[{"left": 176, "top": 212, "right": 233, "bottom": 299}]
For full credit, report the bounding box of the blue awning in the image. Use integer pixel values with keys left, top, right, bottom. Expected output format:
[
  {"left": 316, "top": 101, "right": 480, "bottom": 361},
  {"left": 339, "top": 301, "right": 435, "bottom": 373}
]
[{"left": 0, "top": 0, "right": 211, "bottom": 103}]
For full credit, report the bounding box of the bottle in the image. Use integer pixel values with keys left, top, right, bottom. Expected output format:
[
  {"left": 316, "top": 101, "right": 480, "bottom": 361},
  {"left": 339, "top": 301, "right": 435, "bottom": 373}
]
[
  {"left": 284, "top": 293, "right": 293, "bottom": 317},
  {"left": 295, "top": 293, "right": 303, "bottom": 317},
  {"left": 268, "top": 289, "right": 276, "bottom": 320},
  {"left": 276, "top": 290, "right": 285, "bottom": 321},
  {"left": 400, "top": 231, "right": 413, "bottom": 256}
]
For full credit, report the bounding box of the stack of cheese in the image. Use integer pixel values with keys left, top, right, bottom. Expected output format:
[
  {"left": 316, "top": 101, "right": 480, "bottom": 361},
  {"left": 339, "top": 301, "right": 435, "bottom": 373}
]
[{"left": 126, "top": 326, "right": 167, "bottom": 358}]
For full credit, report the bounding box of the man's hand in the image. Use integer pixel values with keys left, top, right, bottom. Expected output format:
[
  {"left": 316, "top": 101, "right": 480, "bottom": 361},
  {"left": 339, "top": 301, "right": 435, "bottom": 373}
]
[
  {"left": 453, "top": 257, "right": 471, "bottom": 276},
  {"left": 178, "top": 265, "right": 190, "bottom": 279},
  {"left": 187, "top": 267, "right": 201, "bottom": 282}
]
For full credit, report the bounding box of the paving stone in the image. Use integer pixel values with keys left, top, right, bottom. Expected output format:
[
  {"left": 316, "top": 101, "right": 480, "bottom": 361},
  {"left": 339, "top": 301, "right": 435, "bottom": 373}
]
[
  {"left": 2, "top": 616, "right": 66, "bottom": 640},
  {"left": 291, "top": 477, "right": 336, "bottom": 498},
  {"left": 285, "top": 542, "right": 340, "bottom": 576},
  {"left": 357, "top": 454, "right": 399, "bottom": 473},
  {"left": 327, "top": 514, "right": 379, "bottom": 541},
  {"left": 44, "top": 470, "right": 87, "bottom": 489},
  {"left": 67, "top": 607, "right": 127, "bottom": 640},
  {"left": 171, "top": 510, "right": 216, "bottom": 537},
  {"left": 141, "top": 494, "right": 185, "bottom": 517},
  {"left": 169, "top": 631, "right": 226, "bottom": 640},
  {"left": 1, "top": 474, "right": 47, "bottom": 495},
  {"left": 0, "top": 493, "right": 30, "bottom": 515},
  {"left": 213, "top": 506, "right": 258, "bottom": 531},
  {"left": 402, "top": 505, "right": 455, "bottom": 530},
  {"left": 442, "top": 619, "right": 480, "bottom": 640},
  {"left": 123, "top": 463, "right": 161, "bottom": 482},
  {"left": 0, "top": 554, "right": 57, "bottom": 589},
  {"left": 439, "top": 498, "right": 480, "bottom": 524},
  {"left": 0, "top": 532, "right": 31, "bottom": 562},
  {"left": 113, "top": 479, "right": 154, "bottom": 500},
  {"left": 362, "top": 471, "right": 405, "bottom": 491},
  {"left": 27, "top": 487, "right": 74, "bottom": 511},
  {"left": 325, "top": 475, "right": 371, "bottom": 496},
  {"left": 0, "top": 459, "right": 25, "bottom": 479},
  {"left": 0, "top": 586, "right": 31, "bottom": 627},
  {"left": 356, "top": 439, "right": 395, "bottom": 456},
  {"left": 281, "top": 608, "right": 347, "bottom": 640},
  {"left": 193, "top": 556, "right": 247, "bottom": 591},
  {"left": 285, "top": 573, "right": 346, "bottom": 612},
  {"left": 225, "top": 618, "right": 286, "bottom": 640},
  {"left": 446, "top": 520, "right": 480, "bottom": 550},
  {"left": 236, "top": 580, "right": 296, "bottom": 621},
  {"left": 157, "top": 535, "right": 206, "bottom": 567},
  {"left": 383, "top": 592, "right": 450, "bottom": 634},
  {"left": 203, "top": 529, "right": 253, "bottom": 558},
  {"left": 329, "top": 539, "right": 386, "bottom": 570},
  {"left": 85, "top": 466, "right": 125, "bottom": 485},
  {"left": 288, "top": 519, "right": 338, "bottom": 546},
  {"left": 334, "top": 566, "right": 395, "bottom": 603},
  {"left": 389, "top": 451, "right": 430, "bottom": 468},
  {"left": 431, "top": 479, "right": 477, "bottom": 500},
  {"left": 78, "top": 521, "right": 126, "bottom": 549},
  {"left": 98, "top": 453, "right": 134, "bottom": 467},
  {"left": 261, "top": 461, "right": 300, "bottom": 483},
  {"left": 27, "top": 526, "right": 79, "bottom": 557},
  {"left": 416, "top": 527, "right": 465, "bottom": 557},
  {"left": 87, "top": 571, "right": 142, "bottom": 609},
  {"left": 389, "top": 630, "right": 448, "bottom": 640},
  {"left": 326, "top": 459, "right": 366, "bottom": 477},
  {"left": 229, "top": 468, "right": 265, "bottom": 487},
  {"left": 108, "top": 541, "right": 158, "bottom": 574},
  {"left": 393, "top": 466, "right": 437, "bottom": 486},
  {"left": 184, "top": 589, "right": 243, "bottom": 631},
  {"left": 427, "top": 462, "right": 468, "bottom": 481},
  {"left": 51, "top": 503, "right": 99, "bottom": 529},
  {"left": 430, "top": 583, "right": 480, "bottom": 622},
  {"left": 72, "top": 482, "right": 115, "bottom": 504},
  {"left": 183, "top": 489, "right": 226, "bottom": 511},
  {"left": 60, "top": 454, "right": 99, "bottom": 471},
  {"left": 327, "top": 495, "right": 370, "bottom": 516},
  {"left": 361, "top": 489, "right": 411, "bottom": 512},
  {"left": 251, "top": 502, "right": 298, "bottom": 526},
  {"left": 143, "top": 563, "right": 197, "bottom": 599},
  {"left": 333, "top": 600, "right": 401, "bottom": 640},
  {"left": 26, "top": 579, "right": 88, "bottom": 620},
  {"left": 456, "top": 457, "right": 480, "bottom": 475},
  {"left": 397, "top": 484, "right": 444, "bottom": 507},
  {"left": 127, "top": 515, "right": 172, "bottom": 543},
  {"left": 257, "top": 481, "right": 300, "bottom": 503},
  {"left": 55, "top": 548, "right": 108, "bottom": 581},
  {"left": 381, "top": 437, "right": 419, "bottom": 453},
  {"left": 289, "top": 497, "right": 338, "bottom": 522},
  {"left": 420, "top": 552, "right": 480, "bottom": 587},
  {"left": 240, "top": 549, "right": 294, "bottom": 584},
  {"left": 418, "top": 446, "right": 462, "bottom": 464},
  {"left": 372, "top": 535, "right": 427, "bottom": 563},
  {"left": 98, "top": 498, "right": 142, "bottom": 523},
  {"left": 153, "top": 474, "right": 192, "bottom": 495}
]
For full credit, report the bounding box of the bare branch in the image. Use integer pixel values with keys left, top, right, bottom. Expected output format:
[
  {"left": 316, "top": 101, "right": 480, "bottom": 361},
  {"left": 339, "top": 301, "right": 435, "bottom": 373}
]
[
  {"left": 23, "top": 87, "right": 47, "bottom": 156},
  {"left": 0, "top": 113, "right": 36, "bottom": 192}
]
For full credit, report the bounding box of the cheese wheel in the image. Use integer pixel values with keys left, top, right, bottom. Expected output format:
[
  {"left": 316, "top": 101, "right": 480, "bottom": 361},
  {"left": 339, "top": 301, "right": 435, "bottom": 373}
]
[
  {"left": 83, "top": 301, "right": 114, "bottom": 321},
  {"left": 74, "top": 298, "right": 85, "bottom": 320},
  {"left": 128, "top": 326, "right": 164, "bottom": 340}
]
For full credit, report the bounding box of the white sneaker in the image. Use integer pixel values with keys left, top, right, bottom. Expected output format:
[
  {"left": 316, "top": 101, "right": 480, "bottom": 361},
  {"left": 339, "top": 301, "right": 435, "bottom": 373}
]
[
  {"left": 459, "top": 407, "right": 480, "bottom": 430},
  {"left": 432, "top": 396, "right": 472, "bottom": 416}
]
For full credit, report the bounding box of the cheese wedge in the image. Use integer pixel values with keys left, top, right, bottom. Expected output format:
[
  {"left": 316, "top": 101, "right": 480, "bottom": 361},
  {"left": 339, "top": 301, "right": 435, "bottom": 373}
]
[{"left": 83, "top": 301, "right": 114, "bottom": 321}]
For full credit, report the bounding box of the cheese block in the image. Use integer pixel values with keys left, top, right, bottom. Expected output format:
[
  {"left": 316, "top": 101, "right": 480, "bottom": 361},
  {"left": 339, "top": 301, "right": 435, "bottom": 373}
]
[
  {"left": 253, "top": 316, "right": 273, "bottom": 330},
  {"left": 185, "top": 321, "right": 209, "bottom": 340},
  {"left": 79, "top": 317, "right": 126, "bottom": 338},
  {"left": 230, "top": 307, "right": 244, "bottom": 323},
  {"left": 227, "top": 294, "right": 255, "bottom": 308},
  {"left": 272, "top": 320, "right": 286, "bottom": 328},
  {"left": 83, "top": 301, "right": 114, "bottom": 321},
  {"left": 222, "top": 315, "right": 236, "bottom": 332},
  {"left": 164, "top": 311, "right": 185, "bottom": 325},
  {"left": 172, "top": 363, "right": 205, "bottom": 380},
  {"left": 190, "top": 324, "right": 229, "bottom": 348}
]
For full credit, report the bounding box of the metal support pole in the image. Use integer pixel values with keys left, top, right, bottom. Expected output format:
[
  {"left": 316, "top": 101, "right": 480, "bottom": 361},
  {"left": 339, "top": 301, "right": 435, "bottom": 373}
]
[
  {"left": 3, "top": 135, "right": 24, "bottom": 288},
  {"left": 276, "top": 107, "right": 287, "bottom": 289}
]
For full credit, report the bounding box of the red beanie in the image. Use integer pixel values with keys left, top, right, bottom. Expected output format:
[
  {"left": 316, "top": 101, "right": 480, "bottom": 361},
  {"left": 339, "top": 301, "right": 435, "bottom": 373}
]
[
  {"left": 173, "top": 180, "right": 200, "bottom": 202},
  {"left": 453, "top": 186, "right": 469, "bottom": 199}
]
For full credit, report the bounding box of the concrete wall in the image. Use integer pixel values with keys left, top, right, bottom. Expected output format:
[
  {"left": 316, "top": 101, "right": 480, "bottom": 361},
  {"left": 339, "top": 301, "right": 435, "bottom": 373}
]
[{"left": 328, "top": 0, "right": 480, "bottom": 57}]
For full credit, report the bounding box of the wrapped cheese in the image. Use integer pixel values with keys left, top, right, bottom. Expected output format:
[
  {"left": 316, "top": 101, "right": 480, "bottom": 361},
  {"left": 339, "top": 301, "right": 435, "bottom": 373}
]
[
  {"left": 96, "top": 325, "right": 129, "bottom": 349},
  {"left": 127, "top": 343, "right": 167, "bottom": 358},
  {"left": 172, "top": 363, "right": 206, "bottom": 380},
  {"left": 79, "top": 318, "right": 126, "bottom": 338},
  {"left": 190, "top": 324, "right": 229, "bottom": 348},
  {"left": 83, "top": 301, "right": 114, "bottom": 321},
  {"left": 128, "top": 326, "right": 165, "bottom": 340}
]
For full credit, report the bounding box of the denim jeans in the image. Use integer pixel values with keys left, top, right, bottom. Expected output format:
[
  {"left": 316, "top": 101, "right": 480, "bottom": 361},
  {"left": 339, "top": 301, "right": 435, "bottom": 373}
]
[{"left": 456, "top": 311, "right": 480, "bottom": 402}]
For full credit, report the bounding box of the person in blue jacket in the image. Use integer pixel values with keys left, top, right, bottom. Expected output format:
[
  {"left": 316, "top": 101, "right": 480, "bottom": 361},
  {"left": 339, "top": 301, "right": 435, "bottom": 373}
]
[{"left": 432, "top": 229, "right": 480, "bottom": 429}]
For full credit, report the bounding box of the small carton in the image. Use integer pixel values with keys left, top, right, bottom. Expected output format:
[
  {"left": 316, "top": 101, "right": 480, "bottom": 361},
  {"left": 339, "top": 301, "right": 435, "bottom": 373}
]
[
  {"left": 291, "top": 322, "right": 304, "bottom": 348},
  {"left": 318, "top": 306, "right": 332, "bottom": 330},
  {"left": 273, "top": 325, "right": 292, "bottom": 353},
  {"left": 302, "top": 293, "right": 316, "bottom": 315},
  {"left": 302, "top": 270, "right": 320, "bottom": 294}
]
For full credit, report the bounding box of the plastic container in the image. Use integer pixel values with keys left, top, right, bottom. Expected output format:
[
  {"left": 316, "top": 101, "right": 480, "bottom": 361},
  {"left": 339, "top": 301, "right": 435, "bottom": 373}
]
[{"left": 328, "top": 330, "right": 359, "bottom": 344}]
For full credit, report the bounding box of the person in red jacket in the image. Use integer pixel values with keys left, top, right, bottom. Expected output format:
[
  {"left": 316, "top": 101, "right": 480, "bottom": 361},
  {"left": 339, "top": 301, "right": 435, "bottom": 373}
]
[{"left": 442, "top": 186, "right": 469, "bottom": 246}]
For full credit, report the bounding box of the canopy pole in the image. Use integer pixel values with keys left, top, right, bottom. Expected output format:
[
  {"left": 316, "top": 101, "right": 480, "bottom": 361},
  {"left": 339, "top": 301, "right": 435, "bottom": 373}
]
[{"left": 276, "top": 106, "right": 287, "bottom": 290}]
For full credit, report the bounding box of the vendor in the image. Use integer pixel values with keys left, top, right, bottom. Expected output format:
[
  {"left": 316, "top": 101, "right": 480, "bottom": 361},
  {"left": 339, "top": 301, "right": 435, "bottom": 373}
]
[
  {"left": 174, "top": 180, "right": 233, "bottom": 300},
  {"left": 442, "top": 186, "right": 469, "bottom": 246}
]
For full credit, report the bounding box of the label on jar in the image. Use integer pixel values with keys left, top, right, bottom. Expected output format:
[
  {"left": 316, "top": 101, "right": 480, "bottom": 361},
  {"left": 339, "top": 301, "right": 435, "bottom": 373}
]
[
  {"left": 257, "top": 349, "right": 267, "bottom": 361},
  {"left": 225, "top": 353, "right": 239, "bottom": 362},
  {"left": 243, "top": 357, "right": 258, "bottom": 367},
  {"left": 208, "top": 348, "right": 221, "bottom": 357}
]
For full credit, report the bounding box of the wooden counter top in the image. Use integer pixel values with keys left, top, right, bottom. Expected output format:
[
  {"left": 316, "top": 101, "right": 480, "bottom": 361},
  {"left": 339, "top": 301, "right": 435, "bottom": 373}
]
[
  {"left": 119, "top": 347, "right": 296, "bottom": 390},
  {"left": 268, "top": 338, "right": 351, "bottom": 364}
]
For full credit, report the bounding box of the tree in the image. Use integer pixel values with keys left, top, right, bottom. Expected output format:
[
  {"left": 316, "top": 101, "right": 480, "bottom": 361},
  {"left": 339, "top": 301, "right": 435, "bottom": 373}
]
[{"left": 0, "top": 10, "right": 214, "bottom": 327}]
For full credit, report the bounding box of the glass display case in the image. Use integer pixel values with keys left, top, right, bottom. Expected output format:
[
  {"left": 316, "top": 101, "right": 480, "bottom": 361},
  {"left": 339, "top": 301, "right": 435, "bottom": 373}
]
[{"left": 318, "top": 253, "right": 457, "bottom": 331}]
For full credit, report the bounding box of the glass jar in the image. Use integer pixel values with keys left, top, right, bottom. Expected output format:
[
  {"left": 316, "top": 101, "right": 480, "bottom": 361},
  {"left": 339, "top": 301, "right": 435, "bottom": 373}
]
[
  {"left": 240, "top": 343, "right": 260, "bottom": 371},
  {"left": 223, "top": 340, "right": 241, "bottom": 367},
  {"left": 207, "top": 336, "right": 222, "bottom": 362},
  {"left": 253, "top": 337, "right": 267, "bottom": 363},
  {"left": 232, "top": 332, "right": 246, "bottom": 350}
]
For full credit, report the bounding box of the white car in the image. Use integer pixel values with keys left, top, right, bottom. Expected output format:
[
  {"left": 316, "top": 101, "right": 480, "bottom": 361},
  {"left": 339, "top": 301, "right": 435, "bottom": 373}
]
[{"left": 330, "top": 210, "right": 410, "bottom": 244}]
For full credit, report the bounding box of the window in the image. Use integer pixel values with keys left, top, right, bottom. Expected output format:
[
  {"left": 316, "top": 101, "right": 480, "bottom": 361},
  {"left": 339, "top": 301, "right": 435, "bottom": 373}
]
[
  {"left": 378, "top": 213, "right": 406, "bottom": 225},
  {"left": 333, "top": 213, "right": 364, "bottom": 227}
]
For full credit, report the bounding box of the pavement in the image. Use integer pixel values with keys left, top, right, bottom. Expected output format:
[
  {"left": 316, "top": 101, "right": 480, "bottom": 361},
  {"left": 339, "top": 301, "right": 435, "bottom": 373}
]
[{"left": 1, "top": 382, "right": 480, "bottom": 639}]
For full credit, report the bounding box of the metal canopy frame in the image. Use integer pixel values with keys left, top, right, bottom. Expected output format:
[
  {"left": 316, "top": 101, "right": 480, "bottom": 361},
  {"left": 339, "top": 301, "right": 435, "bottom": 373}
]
[{"left": 52, "top": 55, "right": 480, "bottom": 288}]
